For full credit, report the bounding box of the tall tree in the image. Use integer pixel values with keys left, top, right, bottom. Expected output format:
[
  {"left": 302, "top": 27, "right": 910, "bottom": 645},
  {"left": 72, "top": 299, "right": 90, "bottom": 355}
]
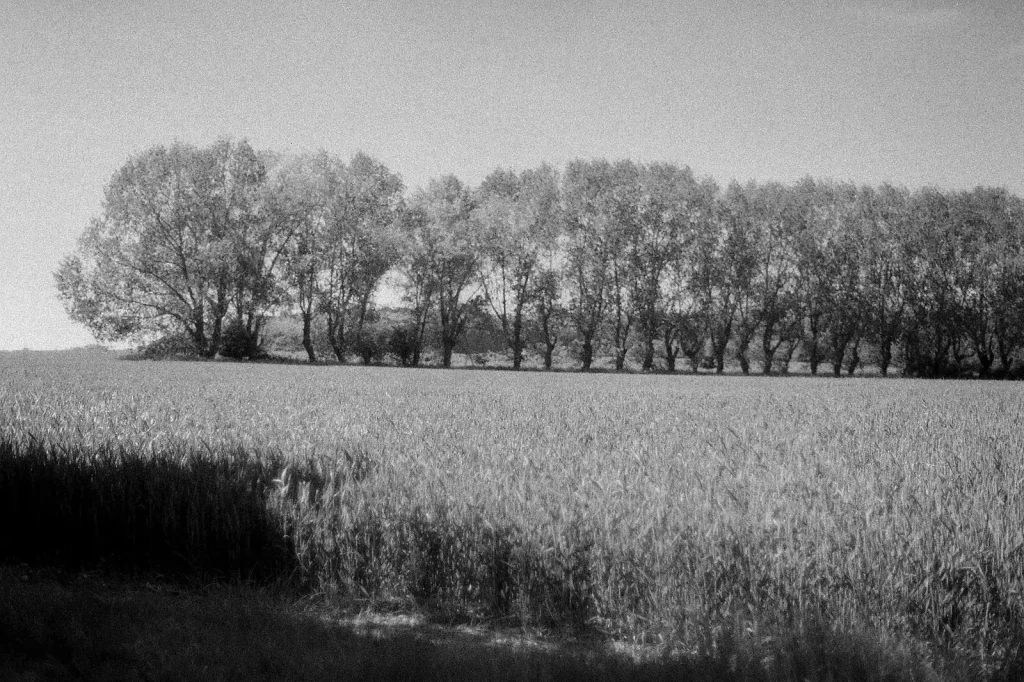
[
  {"left": 948, "top": 187, "right": 1018, "bottom": 377},
  {"left": 532, "top": 257, "right": 569, "bottom": 370},
  {"left": 318, "top": 153, "right": 403, "bottom": 362},
  {"left": 225, "top": 145, "right": 312, "bottom": 358},
  {"left": 475, "top": 165, "right": 562, "bottom": 369},
  {"left": 627, "top": 163, "right": 700, "bottom": 371},
  {"left": 691, "top": 181, "right": 755, "bottom": 374},
  {"left": 901, "top": 187, "right": 962, "bottom": 376},
  {"left": 991, "top": 193, "right": 1024, "bottom": 374},
  {"left": 563, "top": 160, "right": 618, "bottom": 370},
  {"left": 603, "top": 161, "right": 642, "bottom": 370},
  {"left": 817, "top": 181, "right": 867, "bottom": 376},
  {"left": 791, "top": 177, "right": 834, "bottom": 375},
  {"left": 719, "top": 182, "right": 762, "bottom": 375},
  {"left": 56, "top": 139, "right": 280, "bottom": 357},
  {"left": 660, "top": 177, "right": 718, "bottom": 372},
  {"left": 859, "top": 184, "right": 910, "bottom": 376},
  {"left": 745, "top": 181, "right": 802, "bottom": 375},
  {"left": 395, "top": 203, "right": 436, "bottom": 367},
  {"left": 406, "top": 176, "right": 481, "bottom": 368},
  {"left": 278, "top": 152, "right": 340, "bottom": 362},
  {"left": 661, "top": 259, "right": 707, "bottom": 372}
]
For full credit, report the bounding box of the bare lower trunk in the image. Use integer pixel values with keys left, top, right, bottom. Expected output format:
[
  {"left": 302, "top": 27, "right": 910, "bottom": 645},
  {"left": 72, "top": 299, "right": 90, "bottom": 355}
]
[
  {"left": 846, "top": 339, "right": 860, "bottom": 376},
  {"left": 760, "top": 324, "right": 775, "bottom": 376},
  {"left": 879, "top": 341, "right": 892, "bottom": 377},
  {"left": 411, "top": 314, "right": 429, "bottom": 367},
  {"left": 687, "top": 352, "right": 700, "bottom": 373},
  {"left": 642, "top": 337, "right": 655, "bottom": 371},
  {"left": 511, "top": 312, "right": 524, "bottom": 370},
  {"left": 711, "top": 340, "right": 726, "bottom": 375},
  {"left": 302, "top": 312, "right": 316, "bottom": 363},
  {"left": 580, "top": 339, "right": 594, "bottom": 371},
  {"left": 737, "top": 342, "right": 750, "bottom": 375},
  {"left": 977, "top": 348, "right": 993, "bottom": 378},
  {"left": 330, "top": 338, "right": 346, "bottom": 363}
]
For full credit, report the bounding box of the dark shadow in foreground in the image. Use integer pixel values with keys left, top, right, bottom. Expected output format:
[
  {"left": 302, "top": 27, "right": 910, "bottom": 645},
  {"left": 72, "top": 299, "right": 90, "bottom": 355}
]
[{"left": 3, "top": 565, "right": 997, "bottom": 682}]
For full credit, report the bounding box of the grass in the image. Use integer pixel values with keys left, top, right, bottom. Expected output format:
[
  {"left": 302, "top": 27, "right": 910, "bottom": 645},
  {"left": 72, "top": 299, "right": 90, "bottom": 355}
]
[
  {"left": 0, "top": 565, "right": 953, "bottom": 681},
  {"left": 2, "top": 350, "right": 1024, "bottom": 679}
]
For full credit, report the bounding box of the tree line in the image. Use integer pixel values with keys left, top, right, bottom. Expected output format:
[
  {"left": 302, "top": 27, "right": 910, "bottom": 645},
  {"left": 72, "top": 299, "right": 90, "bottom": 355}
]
[{"left": 56, "top": 139, "right": 1024, "bottom": 377}]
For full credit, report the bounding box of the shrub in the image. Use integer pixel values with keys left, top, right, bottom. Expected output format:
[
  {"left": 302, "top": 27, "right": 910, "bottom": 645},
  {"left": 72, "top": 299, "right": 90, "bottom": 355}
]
[
  {"left": 352, "top": 327, "right": 388, "bottom": 365},
  {"left": 137, "top": 333, "right": 203, "bottom": 360},
  {"left": 387, "top": 326, "right": 418, "bottom": 367},
  {"left": 220, "top": 319, "right": 265, "bottom": 360}
]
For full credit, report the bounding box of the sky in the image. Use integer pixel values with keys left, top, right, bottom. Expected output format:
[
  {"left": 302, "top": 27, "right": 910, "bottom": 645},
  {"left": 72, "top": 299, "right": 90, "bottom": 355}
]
[{"left": 1, "top": 0, "right": 1021, "bottom": 350}]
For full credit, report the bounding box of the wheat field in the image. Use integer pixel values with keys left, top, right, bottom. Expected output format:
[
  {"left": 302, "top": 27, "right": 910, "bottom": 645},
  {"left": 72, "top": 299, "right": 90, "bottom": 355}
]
[{"left": 2, "top": 350, "right": 1023, "bottom": 677}]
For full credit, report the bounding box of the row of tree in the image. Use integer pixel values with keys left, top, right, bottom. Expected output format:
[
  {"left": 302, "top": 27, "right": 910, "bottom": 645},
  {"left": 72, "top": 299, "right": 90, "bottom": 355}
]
[{"left": 57, "top": 139, "right": 1024, "bottom": 376}]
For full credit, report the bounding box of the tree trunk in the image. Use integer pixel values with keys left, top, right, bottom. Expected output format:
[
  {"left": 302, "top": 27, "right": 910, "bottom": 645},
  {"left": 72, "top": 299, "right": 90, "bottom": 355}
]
[
  {"left": 580, "top": 339, "right": 594, "bottom": 371},
  {"left": 642, "top": 337, "right": 655, "bottom": 371},
  {"left": 192, "top": 304, "right": 208, "bottom": 355},
  {"left": 208, "top": 286, "right": 228, "bottom": 358},
  {"left": 332, "top": 344, "right": 346, "bottom": 363},
  {"left": 411, "top": 313, "right": 429, "bottom": 367},
  {"left": 544, "top": 341, "right": 556, "bottom": 370},
  {"left": 662, "top": 328, "right": 679, "bottom": 373},
  {"left": 807, "top": 315, "right": 823, "bottom": 375},
  {"left": 737, "top": 339, "right": 750, "bottom": 375},
  {"left": 779, "top": 341, "right": 796, "bottom": 374},
  {"left": 761, "top": 327, "right": 777, "bottom": 375},
  {"left": 997, "top": 342, "right": 1013, "bottom": 377},
  {"left": 665, "top": 340, "right": 677, "bottom": 372},
  {"left": 711, "top": 329, "right": 728, "bottom": 375},
  {"left": 331, "top": 337, "right": 346, "bottom": 363},
  {"left": 846, "top": 339, "right": 860, "bottom": 376},
  {"left": 977, "top": 350, "right": 993, "bottom": 378},
  {"left": 302, "top": 311, "right": 316, "bottom": 363},
  {"left": 615, "top": 348, "right": 627, "bottom": 371},
  {"left": 686, "top": 352, "right": 700, "bottom": 373},
  {"left": 511, "top": 313, "right": 524, "bottom": 370},
  {"left": 930, "top": 335, "right": 950, "bottom": 377},
  {"left": 442, "top": 340, "right": 455, "bottom": 368},
  {"left": 538, "top": 308, "right": 557, "bottom": 371},
  {"left": 879, "top": 340, "right": 892, "bottom": 377}
]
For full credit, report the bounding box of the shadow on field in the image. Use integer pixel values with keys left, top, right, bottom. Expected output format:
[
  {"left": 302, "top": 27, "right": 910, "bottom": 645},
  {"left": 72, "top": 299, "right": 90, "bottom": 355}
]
[
  {"left": 5, "top": 564, "right": 1005, "bottom": 682},
  {"left": 2, "top": 437, "right": 1018, "bottom": 680},
  {"left": 0, "top": 566, "right": 721, "bottom": 682},
  {"left": 0, "top": 438, "right": 296, "bottom": 582}
]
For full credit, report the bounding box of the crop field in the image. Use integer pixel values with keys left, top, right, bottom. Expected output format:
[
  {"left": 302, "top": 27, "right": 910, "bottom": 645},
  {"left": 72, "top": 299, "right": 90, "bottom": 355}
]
[{"left": 2, "top": 350, "right": 1024, "bottom": 678}]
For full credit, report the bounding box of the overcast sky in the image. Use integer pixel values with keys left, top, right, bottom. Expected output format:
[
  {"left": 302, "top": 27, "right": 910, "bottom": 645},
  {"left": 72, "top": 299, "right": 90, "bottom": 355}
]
[{"left": 1, "top": 0, "right": 1021, "bottom": 350}]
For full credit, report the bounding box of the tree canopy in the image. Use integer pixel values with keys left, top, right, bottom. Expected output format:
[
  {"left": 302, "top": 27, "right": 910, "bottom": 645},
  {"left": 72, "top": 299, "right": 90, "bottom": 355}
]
[{"left": 58, "top": 140, "right": 1024, "bottom": 376}]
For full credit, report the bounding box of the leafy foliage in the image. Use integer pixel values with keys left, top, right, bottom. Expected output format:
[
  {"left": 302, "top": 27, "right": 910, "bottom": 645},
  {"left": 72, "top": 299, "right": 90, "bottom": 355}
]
[{"left": 57, "top": 146, "right": 1024, "bottom": 374}]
